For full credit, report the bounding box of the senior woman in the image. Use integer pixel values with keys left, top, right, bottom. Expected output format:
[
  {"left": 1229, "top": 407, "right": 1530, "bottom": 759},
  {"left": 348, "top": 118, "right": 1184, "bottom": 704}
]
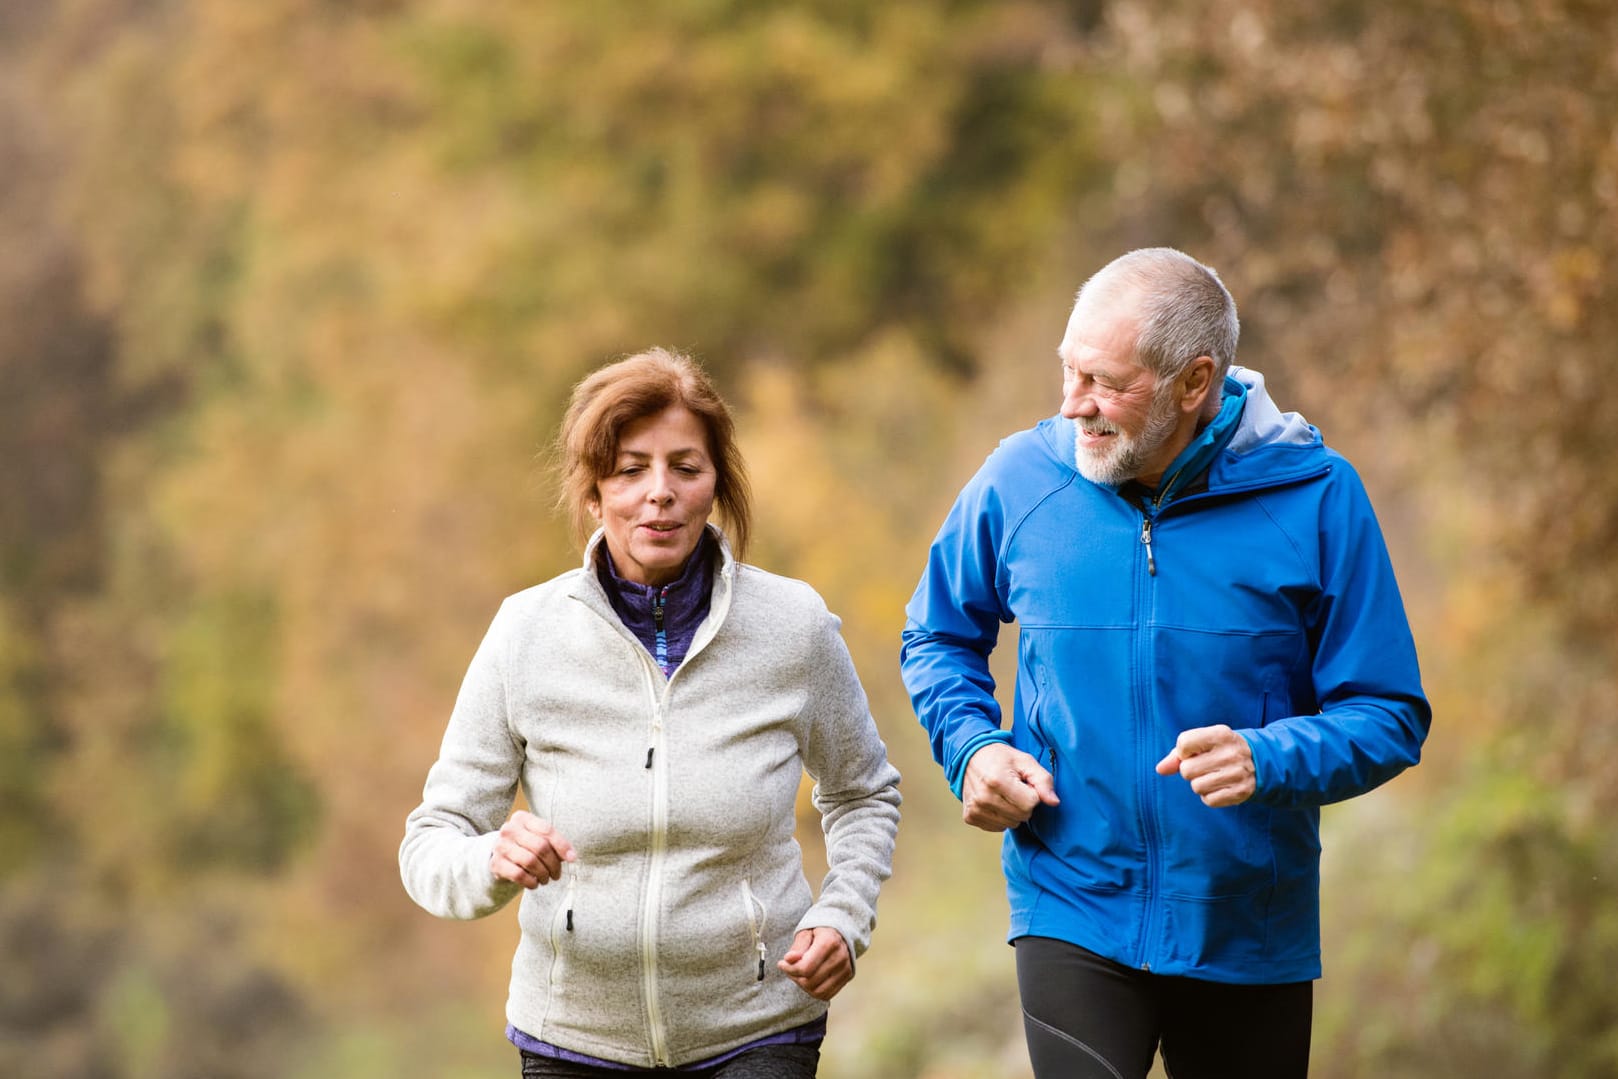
[{"left": 400, "top": 348, "right": 901, "bottom": 1079}]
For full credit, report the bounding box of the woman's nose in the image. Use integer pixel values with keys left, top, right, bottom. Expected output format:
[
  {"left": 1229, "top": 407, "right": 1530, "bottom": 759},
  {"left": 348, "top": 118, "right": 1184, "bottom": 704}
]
[{"left": 646, "top": 467, "right": 675, "bottom": 503}]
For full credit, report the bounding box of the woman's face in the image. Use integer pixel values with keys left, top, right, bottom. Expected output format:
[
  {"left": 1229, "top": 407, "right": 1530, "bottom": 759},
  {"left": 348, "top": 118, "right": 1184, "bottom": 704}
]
[{"left": 591, "top": 404, "right": 718, "bottom": 587}]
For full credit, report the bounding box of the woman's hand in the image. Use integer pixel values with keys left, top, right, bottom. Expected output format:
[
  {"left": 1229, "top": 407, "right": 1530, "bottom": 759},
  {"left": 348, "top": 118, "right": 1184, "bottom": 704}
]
[
  {"left": 490, "top": 810, "right": 576, "bottom": 888},
  {"left": 778, "top": 927, "right": 853, "bottom": 1001}
]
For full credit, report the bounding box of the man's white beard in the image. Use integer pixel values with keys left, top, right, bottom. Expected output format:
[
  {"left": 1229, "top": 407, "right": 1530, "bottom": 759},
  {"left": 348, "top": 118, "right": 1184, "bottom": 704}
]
[{"left": 1074, "top": 388, "right": 1181, "bottom": 486}]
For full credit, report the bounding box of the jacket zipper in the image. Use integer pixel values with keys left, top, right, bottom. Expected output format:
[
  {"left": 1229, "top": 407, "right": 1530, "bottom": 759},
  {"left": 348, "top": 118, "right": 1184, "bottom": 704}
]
[
  {"left": 1135, "top": 504, "right": 1163, "bottom": 971},
  {"left": 639, "top": 663, "right": 672, "bottom": 1066},
  {"left": 564, "top": 869, "right": 578, "bottom": 933},
  {"left": 564, "top": 869, "right": 579, "bottom": 933},
  {"left": 1122, "top": 462, "right": 1331, "bottom": 970},
  {"left": 653, "top": 589, "right": 669, "bottom": 672},
  {"left": 1137, "top": 458, "right": 1193, "bottom": 579},
  {"left": 570, "top": 543, "right": 738, "bottom": 1068}
]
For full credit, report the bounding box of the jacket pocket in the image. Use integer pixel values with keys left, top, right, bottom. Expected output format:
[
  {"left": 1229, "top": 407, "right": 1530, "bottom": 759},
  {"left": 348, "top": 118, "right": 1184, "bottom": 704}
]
[
  {"left": 739, "top": 879, "right": 768, "bottom": 985},
  {"left": 546, "top": 866, "right": 581, "bottom": 985},
  {"left": 1018, "top": 636, "right": 1056, "bottom": 774},
  {"left": 1259, "top": 672, "right": 1295, "bottom": 728}
]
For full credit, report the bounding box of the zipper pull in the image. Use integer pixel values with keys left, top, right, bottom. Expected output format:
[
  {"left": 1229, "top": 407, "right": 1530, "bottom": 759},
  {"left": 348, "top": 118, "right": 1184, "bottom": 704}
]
[
  {"left": 644, "top": 746, "right": 654, "bottom": 769},
  {"left": 1140, "top": 515, "right": 1157, "bottom": 576},
  {"left": 756, "top": 941, "right": 768, "bottom": 981},
  {"left": 566, "top": 908, "right": 574, "bottom": 932},
  {"left": 653, "top": 593, "right": 665, "bottom": 631}
]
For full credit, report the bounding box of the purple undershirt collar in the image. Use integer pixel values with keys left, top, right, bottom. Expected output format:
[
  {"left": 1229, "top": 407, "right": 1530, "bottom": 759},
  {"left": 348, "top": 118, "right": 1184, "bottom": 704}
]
[{"left": 597, "top": 530, "right": 716, "bottom": 677}]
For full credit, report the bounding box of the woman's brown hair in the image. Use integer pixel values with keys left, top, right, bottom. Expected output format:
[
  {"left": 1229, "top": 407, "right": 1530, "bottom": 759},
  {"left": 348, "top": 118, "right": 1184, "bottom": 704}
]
[{"left": 557, "top": 348, "right": 753, "bottom": 558}]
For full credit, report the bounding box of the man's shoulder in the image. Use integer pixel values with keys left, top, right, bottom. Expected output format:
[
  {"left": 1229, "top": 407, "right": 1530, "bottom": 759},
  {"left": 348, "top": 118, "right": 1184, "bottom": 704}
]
[
  {"left": 976, "top": 417, "right": 1073, "bottom": 486},
  {"left": 935, "top": 418, "right": 1083, "bottom": 534},
  {"left": 994, "top": 415, "right": 1067, "bottom": 456}
]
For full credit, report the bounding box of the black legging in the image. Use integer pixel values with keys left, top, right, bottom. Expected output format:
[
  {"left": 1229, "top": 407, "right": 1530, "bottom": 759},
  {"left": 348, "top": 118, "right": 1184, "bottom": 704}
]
[{"left": 1014, "top": 936, "right": 1313, "bottom": 1079}]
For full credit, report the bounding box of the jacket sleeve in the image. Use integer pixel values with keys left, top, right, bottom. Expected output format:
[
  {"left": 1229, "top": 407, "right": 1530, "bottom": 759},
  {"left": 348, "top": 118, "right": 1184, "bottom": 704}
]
[
  {"left": 398, "top": 601, "right": 527, "bottom": 919},
  {"left": 899, "top": 467, "right": 1015, "bottom": 799},
  {"left": 1243, "top": 462, "right": 1432, "bottom": 808},
  {"left": 795, "top": 606, "right": 902, "bottom": 960}
]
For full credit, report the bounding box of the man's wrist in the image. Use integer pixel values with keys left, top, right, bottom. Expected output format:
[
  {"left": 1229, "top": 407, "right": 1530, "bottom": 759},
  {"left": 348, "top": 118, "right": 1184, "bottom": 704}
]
[{"left": 948, "top": 731, "right": 1012, "bottom": 799}]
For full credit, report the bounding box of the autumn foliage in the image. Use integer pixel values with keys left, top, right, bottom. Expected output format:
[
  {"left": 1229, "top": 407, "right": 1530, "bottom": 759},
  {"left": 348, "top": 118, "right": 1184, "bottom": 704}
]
[{"left": 2, "top": 2, "right": 1615, "bottom": 1076}]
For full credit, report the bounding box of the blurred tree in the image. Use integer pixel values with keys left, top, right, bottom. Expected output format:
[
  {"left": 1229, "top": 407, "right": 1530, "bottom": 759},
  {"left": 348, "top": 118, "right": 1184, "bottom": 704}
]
[
  {"left": 4, "top": 0, "right": 1615, "bottom": 1075},
  {"left": 0, "top": 20, "right": 121, "bottom": 873},
  {"left": 2, "top": 3, "right": 321, "bottom": 1073}
]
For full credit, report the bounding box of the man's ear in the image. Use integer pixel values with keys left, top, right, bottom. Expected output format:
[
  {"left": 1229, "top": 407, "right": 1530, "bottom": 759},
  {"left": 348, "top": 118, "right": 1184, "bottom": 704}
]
[{"left": 1179, "top": 356, "right": 1218, "bottom": 415}]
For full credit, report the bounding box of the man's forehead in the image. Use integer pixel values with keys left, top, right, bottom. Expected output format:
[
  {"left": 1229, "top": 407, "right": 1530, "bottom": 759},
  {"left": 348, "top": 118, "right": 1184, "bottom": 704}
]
[
  {"left": 1069, "top": 280, "right": 1145, "bottom": 323},
  {"left": 1060, "top": 295, "right": 1145, "bottom": 362}
]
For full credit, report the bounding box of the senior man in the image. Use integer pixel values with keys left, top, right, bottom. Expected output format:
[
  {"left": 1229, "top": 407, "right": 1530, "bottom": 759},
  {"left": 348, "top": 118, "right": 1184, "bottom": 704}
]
[{"left": 901, "top": 247, "right": 1430, "bottom": 1078}]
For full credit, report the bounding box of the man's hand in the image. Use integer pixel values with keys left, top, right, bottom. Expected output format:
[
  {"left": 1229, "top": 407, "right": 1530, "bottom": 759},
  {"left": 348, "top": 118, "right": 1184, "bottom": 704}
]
[
  {"left": 778, "top": 927, "right": 853, "bottom": 1000},
  {"left": 961, "top": 742, "right": 1059, "bottom": 832},
  {"left": 1155, "top": 725, "right": 1256, "bottom": 807},
  {"left": 490, "top": 810, "right": 577, "bottom": 888}
]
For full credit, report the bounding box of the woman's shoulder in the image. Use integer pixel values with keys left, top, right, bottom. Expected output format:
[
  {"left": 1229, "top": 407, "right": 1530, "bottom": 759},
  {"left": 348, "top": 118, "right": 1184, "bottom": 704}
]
[
  {"left": 493, "top": 567, "right": 592, "bottom": 622},
  {"left": 737, "top": 562, "right": 828, "bottom": 605},
  {"left": 723, "top": 565, "right": 852, "bottom": 674},
  {"left": 727, "top": 563, "right": 843, "bottom": 637}
]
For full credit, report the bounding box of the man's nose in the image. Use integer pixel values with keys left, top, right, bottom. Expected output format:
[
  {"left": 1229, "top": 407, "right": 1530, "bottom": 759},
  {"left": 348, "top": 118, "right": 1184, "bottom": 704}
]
[{"left": 1060, "top": 382, "right": 1096, "bottom": 420}]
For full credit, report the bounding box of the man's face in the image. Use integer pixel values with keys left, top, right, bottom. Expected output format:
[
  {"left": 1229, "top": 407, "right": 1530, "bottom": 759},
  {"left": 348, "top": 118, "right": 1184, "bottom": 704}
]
[{"left": 1057, "top": 295, "right": 1183, "bottom": 487}]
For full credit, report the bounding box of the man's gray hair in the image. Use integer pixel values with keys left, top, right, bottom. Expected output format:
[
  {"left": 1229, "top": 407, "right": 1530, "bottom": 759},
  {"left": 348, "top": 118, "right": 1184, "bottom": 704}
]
[{"left": 1076, "top": 248, "right": 1239, "bottom": 382}]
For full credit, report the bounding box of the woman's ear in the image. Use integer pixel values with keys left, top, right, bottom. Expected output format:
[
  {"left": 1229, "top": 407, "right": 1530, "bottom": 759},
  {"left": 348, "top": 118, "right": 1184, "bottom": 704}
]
[{"left": 587, "top": 497, "right": 602, "bottom": 522}]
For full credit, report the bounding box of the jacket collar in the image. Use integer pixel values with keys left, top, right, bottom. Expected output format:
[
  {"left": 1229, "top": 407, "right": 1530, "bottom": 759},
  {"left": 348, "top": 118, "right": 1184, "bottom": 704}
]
[
  {"left": 1138, "top": 375, "right": 1247, "bottom": 505},
  {"left": 570, "top": 525, "right": 737, "bottom": 663}
]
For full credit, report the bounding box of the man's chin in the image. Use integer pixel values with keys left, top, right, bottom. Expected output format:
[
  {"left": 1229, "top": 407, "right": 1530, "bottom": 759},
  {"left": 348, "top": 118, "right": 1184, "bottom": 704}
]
[{"left": 1075, "top": 454, "right": 1131, "bottom": 485}]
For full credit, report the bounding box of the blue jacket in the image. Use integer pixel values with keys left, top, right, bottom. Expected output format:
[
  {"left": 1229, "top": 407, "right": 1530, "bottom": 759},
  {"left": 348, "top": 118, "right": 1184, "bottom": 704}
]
[{"left": 900, "top": 369, "right": 1430, "bottom": 983}]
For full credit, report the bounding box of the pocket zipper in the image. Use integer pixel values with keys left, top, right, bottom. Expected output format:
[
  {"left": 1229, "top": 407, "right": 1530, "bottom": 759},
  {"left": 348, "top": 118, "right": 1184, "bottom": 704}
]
[{"left": 740, "top": 880, "right": 768, "bottom": 982}]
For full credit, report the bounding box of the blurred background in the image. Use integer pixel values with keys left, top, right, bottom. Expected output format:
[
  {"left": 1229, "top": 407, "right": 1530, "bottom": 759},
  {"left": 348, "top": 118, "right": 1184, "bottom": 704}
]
[{"left": 3, "top": 1, "right": 1616, "bottom": 1076}]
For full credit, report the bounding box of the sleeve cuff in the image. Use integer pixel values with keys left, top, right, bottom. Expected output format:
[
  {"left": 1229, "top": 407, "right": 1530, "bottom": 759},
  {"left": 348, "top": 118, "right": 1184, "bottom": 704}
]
[
  {"left": 1237, "top": 729, "right": 1267, "bottom": 798},
  {"left": 947, "top": 730, "right": 1013, "bottom": 801}
]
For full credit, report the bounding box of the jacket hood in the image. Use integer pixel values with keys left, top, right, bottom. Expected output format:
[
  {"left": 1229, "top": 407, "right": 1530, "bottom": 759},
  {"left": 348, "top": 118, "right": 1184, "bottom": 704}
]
[{"left": 1223, "top": 366, "right": 1317, "bottom": 455}]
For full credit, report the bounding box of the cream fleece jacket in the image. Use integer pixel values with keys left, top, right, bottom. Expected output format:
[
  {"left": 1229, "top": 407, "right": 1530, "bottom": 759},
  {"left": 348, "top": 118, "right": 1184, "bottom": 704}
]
[{"left": 400, "top": 529, "right": 901, "bottom": 1067}]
